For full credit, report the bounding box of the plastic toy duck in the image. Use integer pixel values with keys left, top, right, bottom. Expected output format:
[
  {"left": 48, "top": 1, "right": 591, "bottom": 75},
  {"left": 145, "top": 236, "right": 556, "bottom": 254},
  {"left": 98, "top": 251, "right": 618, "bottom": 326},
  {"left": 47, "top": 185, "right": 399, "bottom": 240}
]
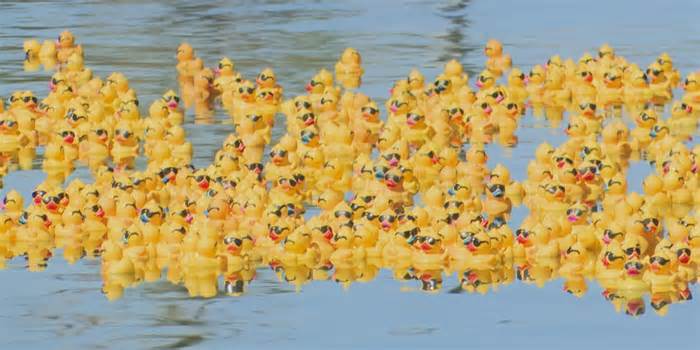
[
  {"left": 542, "top": 70, "right": 571, "bottom": 107},
  {"left": 668, "top": 101, "right": 696, "bottom": 140},
  {"left": 681, "top": 72, "right": 700, "bottom": 109},
  {"left": 54, "top": 207, "right": 84, "bottom": 245},
  {"left": 0, "top": 114, "right": 30, "bottom": 166},
  {"left": 350, "top": 222, "right": 380, "bottom": 261},
  {"left": 600, "top": 121, "right": 631, "bottom": 161},
  {"left": 271, "top": 227, "right": 317, "bottom": 267},
  {"left": 411, "top": 142, "right": 442, "bottom": 191},
  {"left": 351, "top": 100, "right": 383, "bottom": 154},
  {"left": 672, "top": 241, "right": 696, "bottom": 282},
  {"left": 53, "top": 121, "right": 80, "bottom": 163},
  {"left": 597, "top": 67, "right": 624, "bottom": 107},
  {"left": 83, "top": 202, "right": 107, "bottom": 248},
  {"left": 483, "top": 183, "right": 512, "bottom": 222},
  {"left": 23, "top": 39, "right": 41, "bottom": 70},
  {"left": 595, "top": 240, "right": 626, "bottom": 282},
  {"left": 643, "top": 249, "right": 679, "bottom": 294},
  {"left": 506, "top": 68, "right": 528, "bottom": 105},
  {"left": 559, "top": 241, "right": 593, "bottom": 277},
  {"left": 256, "top": 67, "right": 283, "bottom": 97},
  {"left": 474, "top": 69, "right": 497, "bottom": 93},
  {"left": 442, "top": 59, "right": 469, "bottom": 90},
  {"left": 382, "top": 221, "right": 418, "bottom": 266},
  {"left": 183, "top": 231, "right": 221, "bottom": 275},
  {"left": 38, "top": 37, "right": 57, "bottom": 61},
  {"left": 623, "top": 67, "right": 652, "bottom": 107},
  {"left": 1, "top": 190, "right": 24, "bottom": 223},
  {"left": 525, "top": 65, "right": 546, "bottom": 104},
  {"left": 647, "top": 121, "right": 673, "bottom": 162},
  {"left": 646, "top": 62, "right": 673, "bottom": 104},
  {"left": 175, "top": 42, "right": 196, "bottom": 78},
  {"left": 55, "top": 30, "right": 83, "bottom": 64},
  {"left": 324, "top": 223, "right": 355, "bottom": 268},
  {"left": 656, "top": 52, "right": 680, "bottom": 87},
  {"left": 165, "top": 126, "right": 192, "bottom": 166},
  {"left": 616, "top": 259, "right": 652, "bottom": 304},
  {"left": 306, "top": 69, "right": 337, "bottom": 105},
  {"left": 15, "top": 211, "right": 54, "bottom": 243},
  {"left": 110, "top": 121, "right": 139, "bottom": 171},
  {"left": 214, "top": 57, "right": 241, "bottom": 93},
  {"left": 42, "top": 143, "right": 72, "bottom": 184},
  {"left": 216, "top": 230, "right": 254, "bottom": 272},
  {"left": 449, "top": 228, "right": 500, "bottom": 270},
  {"left": 630, "top": 109, "right": 658, "bottom": 152},
  {"left": 484, "top": 39, "right": 511, "bottom": 77},
  {"left": 571, "top": 65, "right": 597, "bottom": 104},
  {"left": 411, "top": 227, "right": 446, "bottom": 269},
  {"left": 335, "top": 48, "right": 364, "bottom": 89}
]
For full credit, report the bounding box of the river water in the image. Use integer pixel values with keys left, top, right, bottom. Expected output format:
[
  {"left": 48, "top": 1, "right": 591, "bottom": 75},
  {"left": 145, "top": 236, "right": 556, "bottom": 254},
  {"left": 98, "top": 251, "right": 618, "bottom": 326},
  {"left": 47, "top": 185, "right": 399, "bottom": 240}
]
[{"left": 0, "top": 0, "right": 699, "bottom": 348}]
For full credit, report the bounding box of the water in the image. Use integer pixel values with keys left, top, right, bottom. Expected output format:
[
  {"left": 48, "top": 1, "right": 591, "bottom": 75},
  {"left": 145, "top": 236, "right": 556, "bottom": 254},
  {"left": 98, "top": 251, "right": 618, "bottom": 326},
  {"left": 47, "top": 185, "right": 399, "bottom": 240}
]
[{"left": 1, "top": 0, "right": 699, "bottom": 348}]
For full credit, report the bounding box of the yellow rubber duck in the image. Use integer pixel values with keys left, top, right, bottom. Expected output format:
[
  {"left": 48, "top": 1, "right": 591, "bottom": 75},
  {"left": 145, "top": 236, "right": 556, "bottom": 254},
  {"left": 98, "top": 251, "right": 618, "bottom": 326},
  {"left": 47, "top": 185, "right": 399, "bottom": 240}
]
[
  {"left": 644, "top": 249, "right": 679, "bottom": 294},
  {"left": 681, "top": 72, "right": 700, "bottom": 110},
  {"left": 525, "top": 65, "right": 546, "bottom": 105},
  {"left": 542, "top": 69, "right": 571, "bottom": 107},
  {"left": 668, "top": 101, "right": 696, "bottom": 140},
  {"left": 484, "top": 39, "right": 511, "bottom": 77},
  {"left": 55, "top": 30, "right": 83, "bottom": 64},
  {"left": 646, "top": 61, "right": 673, "bottom": 104},
  {"left": 630, "top": 108, "right": 658, "bottom": 152},
  {"left": 656, "top": 52, "right": 680, "bottom": 87}
]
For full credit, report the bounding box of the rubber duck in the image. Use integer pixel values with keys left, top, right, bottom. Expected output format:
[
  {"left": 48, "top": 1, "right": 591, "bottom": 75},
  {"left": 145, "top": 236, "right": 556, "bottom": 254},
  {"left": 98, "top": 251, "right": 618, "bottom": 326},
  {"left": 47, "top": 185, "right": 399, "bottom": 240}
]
[
  {"left": 623, "top": 67, "right": 652, "bottom": 107},
  {"left": 644, "top": 249, "right": 678, "bottom": 294},
  {"left": 668, "top": 101, "right": 696, "bottom": 140},
  {"left": 483, "top": 183, "right": 512, "bottom": 222},
  {"left": 525, "top": 65, "right": 546, "bottom": 105},
  {"left": 506, "top": 68, "right": 528, "bottom": 105},
  {"left": 484, "top": 39, "right": 511, "bottom": 77},
  {"left": 0, "top": 190, "right": 23, "bottom": 223},
  {"left": 382, "top": 221, "right": 418, "bottom": 265},
  {"left": 595, "top": 240, "right": 626, "bottom": 283},
  {"left": 110, "top": 121, "right": 139, "bottom": 171},
  {"left": 449, "top": 228, "right": 500, "bottom": 270},
  {"left": 681, "top": 72, "right": 700, "bottom": 110},
  {"left": 597, "top": 66, "right": 623, "bottom": 107},
  {"left": 559, "top": 241, "right": 593, "bottom": 277},
  {"left": 542, "top": 70, "right": 571, "bottom": 107},
  {"left": 408, "top": 226, "right": 445, "bottom": 269},
  {"left": 656, "top": 52, "right": 680, "bottom": 87},
  {"left": 443, "top": 59, "right": 469, "bottom": 90},
  {"left": 306, "top": 69, "right": 338, "bottom": 107},
  {"left": 673, "top": 241, "right": 696, "bottom": 282},
  {"left": 630, "top": 108, "right": 658, "bottom": 152},
  {"left": 23, "top": 38, "right": 41, "bottom": 62},
  {"left": 39, "top": 38, "right": 57, "bottom": 62},
  {"left": 56, "top": 30, "right": 83, "bottom": 64},
  {"left": 0, "top": 114, "right": 30, "bottom": 166},
  {"left": 410, "top": 142, "right": 442, "bottom": 192},
  {"left": 54, "top": 207, "right": 84, "bottom": 245},
  {"left": 474, "top": 69, "right": 497, "bottom": 93},
  {"left": 335, "top": 48, "right": 364, "bottom": 89},
  {"left": 646, "top": 62, "right": 673, "bottom": 104}
]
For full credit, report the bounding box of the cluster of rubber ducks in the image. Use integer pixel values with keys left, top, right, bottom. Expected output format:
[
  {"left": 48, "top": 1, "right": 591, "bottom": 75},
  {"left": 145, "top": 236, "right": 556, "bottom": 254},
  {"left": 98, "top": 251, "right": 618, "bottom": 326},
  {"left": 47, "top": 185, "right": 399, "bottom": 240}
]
[{"left": 1, "top": 32, "right": 699, "bottom": 317}]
